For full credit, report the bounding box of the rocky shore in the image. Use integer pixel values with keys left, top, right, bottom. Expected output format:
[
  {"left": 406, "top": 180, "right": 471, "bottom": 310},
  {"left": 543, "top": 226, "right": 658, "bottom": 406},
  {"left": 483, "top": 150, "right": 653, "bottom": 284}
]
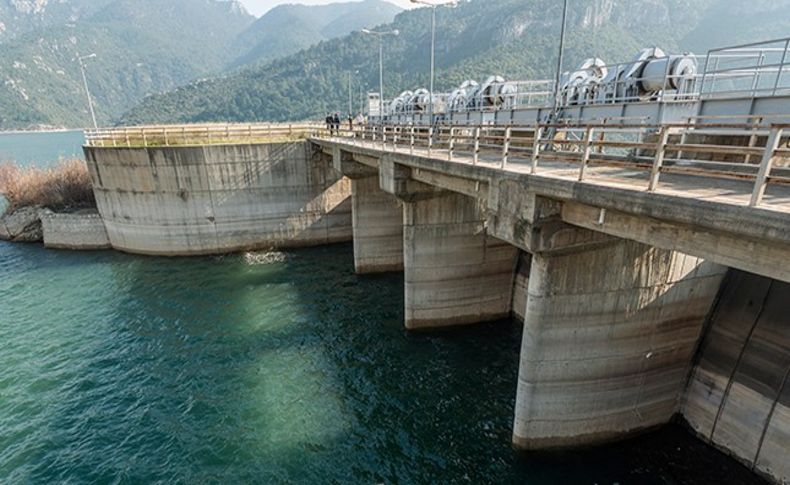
[{"left": 0, "top": 207, "right": 110, "bottom": 250}]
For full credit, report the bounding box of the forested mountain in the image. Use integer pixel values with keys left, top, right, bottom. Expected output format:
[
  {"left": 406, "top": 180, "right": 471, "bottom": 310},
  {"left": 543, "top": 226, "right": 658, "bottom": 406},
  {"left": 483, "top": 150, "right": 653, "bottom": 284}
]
[
  {"left": 124, "top": 0, "right": 735, "bottom": 125},
  {"left": 232, "top": 0, "right": 402, "bottom": 68},
  {"left": 0, "top": 0, "right": 115, "bottom": 40},
  {"left": 0, "top": 0, "right": 254, "bottom": 129},
  {"left": 0, "top": 0, "right": 401, "bottom": 130}
]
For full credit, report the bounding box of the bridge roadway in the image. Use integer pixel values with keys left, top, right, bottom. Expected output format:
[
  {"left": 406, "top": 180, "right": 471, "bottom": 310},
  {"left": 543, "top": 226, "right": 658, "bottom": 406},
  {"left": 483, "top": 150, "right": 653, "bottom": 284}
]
[{"left": 312, "top": 132, "right": 790, "bottom": 284}]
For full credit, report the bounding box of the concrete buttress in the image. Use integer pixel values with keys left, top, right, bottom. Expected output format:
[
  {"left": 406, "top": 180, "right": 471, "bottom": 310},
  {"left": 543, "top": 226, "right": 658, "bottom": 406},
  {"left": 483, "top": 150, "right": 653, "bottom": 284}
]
[
  {"left": 402, "top": 191, "right": 519, "bottom": 330},
  {"left": 512, "top": 237, "right": 726, "bottom": 449},
  {"left": 351, "top": 176, "right": 404, "bottom": 274}
]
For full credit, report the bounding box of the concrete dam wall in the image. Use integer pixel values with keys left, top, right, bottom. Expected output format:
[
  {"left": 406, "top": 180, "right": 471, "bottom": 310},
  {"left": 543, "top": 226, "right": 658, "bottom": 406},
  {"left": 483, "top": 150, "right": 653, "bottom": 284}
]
[
  {"left": 683, "top": 270, "right": 790, "bottom": 483},
  {"left": 84, "top": 142, "right": 352, "bottom": 255}
]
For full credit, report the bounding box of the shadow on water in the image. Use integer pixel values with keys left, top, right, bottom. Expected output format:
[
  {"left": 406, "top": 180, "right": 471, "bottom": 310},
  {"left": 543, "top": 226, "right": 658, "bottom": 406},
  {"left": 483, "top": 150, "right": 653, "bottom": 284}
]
[{"left": 0, "top": 242, "right": 768, "bottom": 484}]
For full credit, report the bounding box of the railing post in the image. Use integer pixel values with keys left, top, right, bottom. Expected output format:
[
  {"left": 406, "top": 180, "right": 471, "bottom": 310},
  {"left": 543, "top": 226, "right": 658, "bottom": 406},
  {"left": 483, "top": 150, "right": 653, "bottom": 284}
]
[
  {"left": 648, "top": 126, "right": 671, "bottom": 192},
  {"left": 578, "top": 126, "right": 595, "bottom": 181},
  {"left": 773, "top": 38, "right": 790, "bottom": 96},
  {"left": 530, "top": 126, "right": 543, "bottom": 174},
  {"left": 473, "top": 126, "right": 481, "bottom": 166},
  {"left": 501, "top": 126, "right": 512, "bottom": 169},
  {"left": 745, "top": 116, "right": 764, "bottom": 164},
  {"left": 163, "top": 128, "right": 169, "bottom": 146},
  {"left": 392, "top": 126, "right": 397, "bottom": 149},
  {"left": 448, "top": 127, "right": 456, "bottom": 161},
  {"left": 142, "top": 131, "right": 148, "bottom": 147},
  {"left": 124, "top": 128, "right": 130, "bottom": 147},
  {"left": 410, "top": 125, "right": 415, "bottom": 155},
  {"left": 750, "top": 127, "right": 784, "bottom": 207},
  {"left": 428, "top": 127, "right": 434, "bottom": 156}
]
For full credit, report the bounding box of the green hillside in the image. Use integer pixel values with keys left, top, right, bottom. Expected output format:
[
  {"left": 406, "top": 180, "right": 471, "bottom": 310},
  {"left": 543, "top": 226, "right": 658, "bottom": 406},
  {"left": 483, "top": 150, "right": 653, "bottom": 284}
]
[
  {"left": 0, "top": 0, "right": 254, "bottom": 129},
  {"left": 122, "top": 0, "right": 724, "bottom": 125},
  {"left": 0, "top": 0, "right": 401, "bottom": 130},
  {"left": 231, "top": 0, "right": 402, "bottom": 68}
]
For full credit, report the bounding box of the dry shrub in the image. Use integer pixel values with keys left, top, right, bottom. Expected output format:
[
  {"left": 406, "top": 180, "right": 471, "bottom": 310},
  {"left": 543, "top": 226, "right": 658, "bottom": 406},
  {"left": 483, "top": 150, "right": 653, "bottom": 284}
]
[{"left": 0, "top": 159, "right": 96, "bottom": 214}]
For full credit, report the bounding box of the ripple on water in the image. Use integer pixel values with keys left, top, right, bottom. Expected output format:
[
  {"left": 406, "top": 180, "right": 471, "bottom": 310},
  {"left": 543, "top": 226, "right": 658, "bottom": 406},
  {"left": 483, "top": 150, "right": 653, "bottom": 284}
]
[{"left": 0, "top": 242, "right": 768, "bottom": 484}]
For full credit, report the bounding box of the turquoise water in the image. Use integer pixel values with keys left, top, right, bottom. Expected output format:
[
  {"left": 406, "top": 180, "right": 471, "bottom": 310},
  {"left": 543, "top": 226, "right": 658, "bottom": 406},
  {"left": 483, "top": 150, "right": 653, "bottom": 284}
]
[
  {"left": 0, "top": 130, "right": 85, "bottom": 167},
  {"left": 0, "top": 242, "right": 767, "bottom": 484}
]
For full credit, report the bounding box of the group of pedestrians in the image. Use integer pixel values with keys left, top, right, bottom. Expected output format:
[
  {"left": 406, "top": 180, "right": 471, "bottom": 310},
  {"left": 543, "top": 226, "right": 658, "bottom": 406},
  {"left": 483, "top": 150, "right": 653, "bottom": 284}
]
[{"left": 325, "top": 112, "right": 366, "bottom": 136}]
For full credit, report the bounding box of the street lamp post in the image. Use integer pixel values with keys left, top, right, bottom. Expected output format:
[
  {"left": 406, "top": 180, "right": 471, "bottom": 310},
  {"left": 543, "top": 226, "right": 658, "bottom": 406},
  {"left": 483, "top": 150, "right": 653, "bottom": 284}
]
[
  {"left": 361, "top": 28, "right": 399, "bottom": 126},
  {"left": 348, "top": 70, "right": 359, "bottom": 116},
  {"left": 553, "top": 0, "right": 569, "bottom": 113},
  {"left": 77, "top": 53, "right": 98, "bottom": 130},
  {"left": 410, "top": 0, "right": 457, "bottom": 126}
]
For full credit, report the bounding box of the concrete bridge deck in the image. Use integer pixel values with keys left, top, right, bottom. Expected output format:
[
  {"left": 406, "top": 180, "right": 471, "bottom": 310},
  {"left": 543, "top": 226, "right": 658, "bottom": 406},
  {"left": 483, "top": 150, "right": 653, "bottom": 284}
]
[{"left": 312, "top": 132, "right": 790, "bottom": 284}]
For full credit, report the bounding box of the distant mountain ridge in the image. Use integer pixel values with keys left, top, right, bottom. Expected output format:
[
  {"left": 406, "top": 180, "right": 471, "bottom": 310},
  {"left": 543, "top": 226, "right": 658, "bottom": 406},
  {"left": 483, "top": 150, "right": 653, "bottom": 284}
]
[
  {"left": 231, "top": 0, "right": 402, "bottom": 68},
  {"left": 0, "top": 0, "right": 401, "bottom": 130}
]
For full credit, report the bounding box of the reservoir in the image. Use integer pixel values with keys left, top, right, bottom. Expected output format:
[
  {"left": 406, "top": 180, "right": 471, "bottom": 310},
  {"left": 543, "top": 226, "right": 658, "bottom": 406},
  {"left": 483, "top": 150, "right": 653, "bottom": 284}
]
[
  {"left": 0, "top": 131, "right": 768, "bottom": 483},
  {"left": 0, "top": 130, "right": 85, "bottom": 167}
]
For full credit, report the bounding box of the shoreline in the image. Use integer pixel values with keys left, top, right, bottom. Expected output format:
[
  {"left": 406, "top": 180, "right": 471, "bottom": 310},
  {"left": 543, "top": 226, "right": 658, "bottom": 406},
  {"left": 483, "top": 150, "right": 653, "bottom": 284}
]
[{"left": 0, "top": 128, "right": 84, "bottom": 135}]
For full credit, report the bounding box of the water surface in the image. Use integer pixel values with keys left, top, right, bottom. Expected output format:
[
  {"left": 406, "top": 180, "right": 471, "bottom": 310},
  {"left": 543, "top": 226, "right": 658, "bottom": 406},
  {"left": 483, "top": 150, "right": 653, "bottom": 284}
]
[
  {"left": 0, "top": 130, "right": 85, "bottom": 167},
  {"left": 0, "top": 242, "right": 766, "bottom": 484}
]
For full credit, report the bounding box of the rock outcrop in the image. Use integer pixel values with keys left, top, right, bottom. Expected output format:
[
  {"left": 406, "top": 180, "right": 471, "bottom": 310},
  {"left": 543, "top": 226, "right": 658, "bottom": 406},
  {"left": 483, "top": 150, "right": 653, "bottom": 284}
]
[{"left": 0, "top": 206, "right": 45, "bottom": 242}]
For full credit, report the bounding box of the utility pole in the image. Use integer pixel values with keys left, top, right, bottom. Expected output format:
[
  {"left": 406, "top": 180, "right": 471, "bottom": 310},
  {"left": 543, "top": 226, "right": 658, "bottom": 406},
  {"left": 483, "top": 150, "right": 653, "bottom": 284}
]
[
  {"left": 410, "top": 0, "right": 458, "bottom": 125},
  {"left": 361, "top": 29, "right": 399, "bottom": 124},
  {"left": 553, "top": 0, "right": 569, "bottom": 112},
  {"left": 77, "top": 53, "right": 98, "bottom": 130}
]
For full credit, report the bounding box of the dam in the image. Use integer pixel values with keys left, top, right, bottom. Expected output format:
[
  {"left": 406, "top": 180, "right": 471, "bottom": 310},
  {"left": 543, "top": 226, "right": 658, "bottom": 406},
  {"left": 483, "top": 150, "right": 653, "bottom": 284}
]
[{"left": 76, "top": 38, "right": 790, "bottom": 484}]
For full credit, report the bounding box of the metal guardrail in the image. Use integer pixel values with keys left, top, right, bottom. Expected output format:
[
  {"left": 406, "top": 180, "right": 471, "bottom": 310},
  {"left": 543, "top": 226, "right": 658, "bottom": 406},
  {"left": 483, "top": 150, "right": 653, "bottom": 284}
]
[
  {"left": 84, "top": 122, "right": 324, "bottom": 148},
  {"left": 322, "top": 120, "right": 790, "bottom": 208},
  {"left": 700, "top": 37, "right": 790, "bottom": 99}
]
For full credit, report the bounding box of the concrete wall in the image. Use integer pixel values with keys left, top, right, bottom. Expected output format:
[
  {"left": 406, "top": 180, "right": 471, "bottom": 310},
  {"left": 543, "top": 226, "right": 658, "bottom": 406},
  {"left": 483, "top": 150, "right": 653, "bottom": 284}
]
[
  {"left": 683, "top": 270, "right": 790, "bottom": 484},
  {"left": 511, "top": 251, "right": 531, "bottom": 323},
  {"left": 351, "top": 176, "right": 403, "bottom": 273},
  {"left": 84, "top": 142, "right": 352, "bottom": 255},
  {"left": 513, "top": 239, "right": 726, "bottom": 449},
  {"left": 403, "top": 191, "right": 519, "bottom": 330},
  {"left": 41, "top": 211, "right": 110, "bottom": 250}
]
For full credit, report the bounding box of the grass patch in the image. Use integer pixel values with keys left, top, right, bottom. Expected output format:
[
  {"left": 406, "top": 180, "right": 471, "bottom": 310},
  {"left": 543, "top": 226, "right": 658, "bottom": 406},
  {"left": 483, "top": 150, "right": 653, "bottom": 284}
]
[{"left": 0, "top": 160, "right": 96, "bottom": 215}]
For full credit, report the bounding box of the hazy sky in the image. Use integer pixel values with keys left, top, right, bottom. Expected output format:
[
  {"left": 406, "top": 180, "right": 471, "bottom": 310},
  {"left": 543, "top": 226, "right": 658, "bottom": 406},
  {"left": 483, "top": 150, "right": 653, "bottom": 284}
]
[{"left": 238, "top": 0, "right": 416, "bottom": 16}]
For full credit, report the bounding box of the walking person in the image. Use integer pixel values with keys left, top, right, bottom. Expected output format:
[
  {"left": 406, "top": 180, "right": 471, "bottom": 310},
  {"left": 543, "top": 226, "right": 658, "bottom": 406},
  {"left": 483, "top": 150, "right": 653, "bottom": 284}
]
[
  {"left": 325, "top": 113, "right": 333, "bottom": 135},
  {"left": 347, "top": 113, "right": 354, "bottom": 133}
]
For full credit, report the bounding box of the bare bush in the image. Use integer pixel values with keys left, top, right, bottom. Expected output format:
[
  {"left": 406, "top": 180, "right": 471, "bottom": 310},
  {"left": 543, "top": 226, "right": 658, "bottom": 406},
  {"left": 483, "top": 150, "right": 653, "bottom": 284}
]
[{"left": 0, "top": 160, "right": 96, "bottom": 215}]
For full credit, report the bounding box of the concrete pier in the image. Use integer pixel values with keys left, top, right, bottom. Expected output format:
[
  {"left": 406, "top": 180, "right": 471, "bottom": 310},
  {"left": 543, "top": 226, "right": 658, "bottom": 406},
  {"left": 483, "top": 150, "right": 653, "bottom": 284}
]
[
  {"left": 351, "top": 176, "right": 403, "bottom": 274},
  {"left": 513, "top": 238, "right": 726, "bottom": 449},
  {"left": 402, "top": 191, "right": 518, "bottom": 330}
]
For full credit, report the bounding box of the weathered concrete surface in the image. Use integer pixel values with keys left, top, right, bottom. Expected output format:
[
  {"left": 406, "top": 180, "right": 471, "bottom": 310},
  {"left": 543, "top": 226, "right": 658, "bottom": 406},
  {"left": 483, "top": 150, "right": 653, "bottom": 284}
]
[
  {"left": 85, "top": 142, "right": 352, "bottom": 255},
  {"left": 683, "top": 270, "right": 790, "bottom": 484},
  {"left": 41, "top": 211, "right": 110, "bottom": 250},
  {"left": 0, "top": 206, "right": 45, "bottom": 242},
  {"left": 402, "top": 191, "right": 519, "bottom": 330},
  {"left": 513, "top": 239, "right": 726, "bottom": 449},
  {"left": 511, "top": 251, "right": 531, "bottom": 323},
  {"left": 351, "top": 176, "right": 403, "bottom": 274},
  {"left": 312, "top": 138, "right": 790, "bottom": 284}
]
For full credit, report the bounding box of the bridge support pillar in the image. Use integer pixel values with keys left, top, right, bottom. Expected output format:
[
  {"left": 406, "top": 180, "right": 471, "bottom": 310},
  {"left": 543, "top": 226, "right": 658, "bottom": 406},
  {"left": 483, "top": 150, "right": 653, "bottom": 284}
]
[
  {"left": 351, "top": 176, "right": 403, "bottom": 274},
  {"left": 402, "top": 191, "right": 519, "bottom": 330},
  {"left": 512, "top": 237, "right": 726, "bottom": 449}
]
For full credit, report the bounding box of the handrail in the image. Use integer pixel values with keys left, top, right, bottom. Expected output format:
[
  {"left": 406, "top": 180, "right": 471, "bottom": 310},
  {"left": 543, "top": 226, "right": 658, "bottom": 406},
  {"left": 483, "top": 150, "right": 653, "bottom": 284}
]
[
  {"left": 317, "top": 119, "right": 790, "bottom": 209},
  {"left": 84, "top": 122, "right": 325, "bottom": 147}
]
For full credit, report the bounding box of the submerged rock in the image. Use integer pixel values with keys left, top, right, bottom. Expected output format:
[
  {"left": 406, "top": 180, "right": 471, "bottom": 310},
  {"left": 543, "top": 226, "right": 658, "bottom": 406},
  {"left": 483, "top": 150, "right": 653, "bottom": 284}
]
[{"left": 0, "top": 206, "right": 45, "bottom": 242}]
